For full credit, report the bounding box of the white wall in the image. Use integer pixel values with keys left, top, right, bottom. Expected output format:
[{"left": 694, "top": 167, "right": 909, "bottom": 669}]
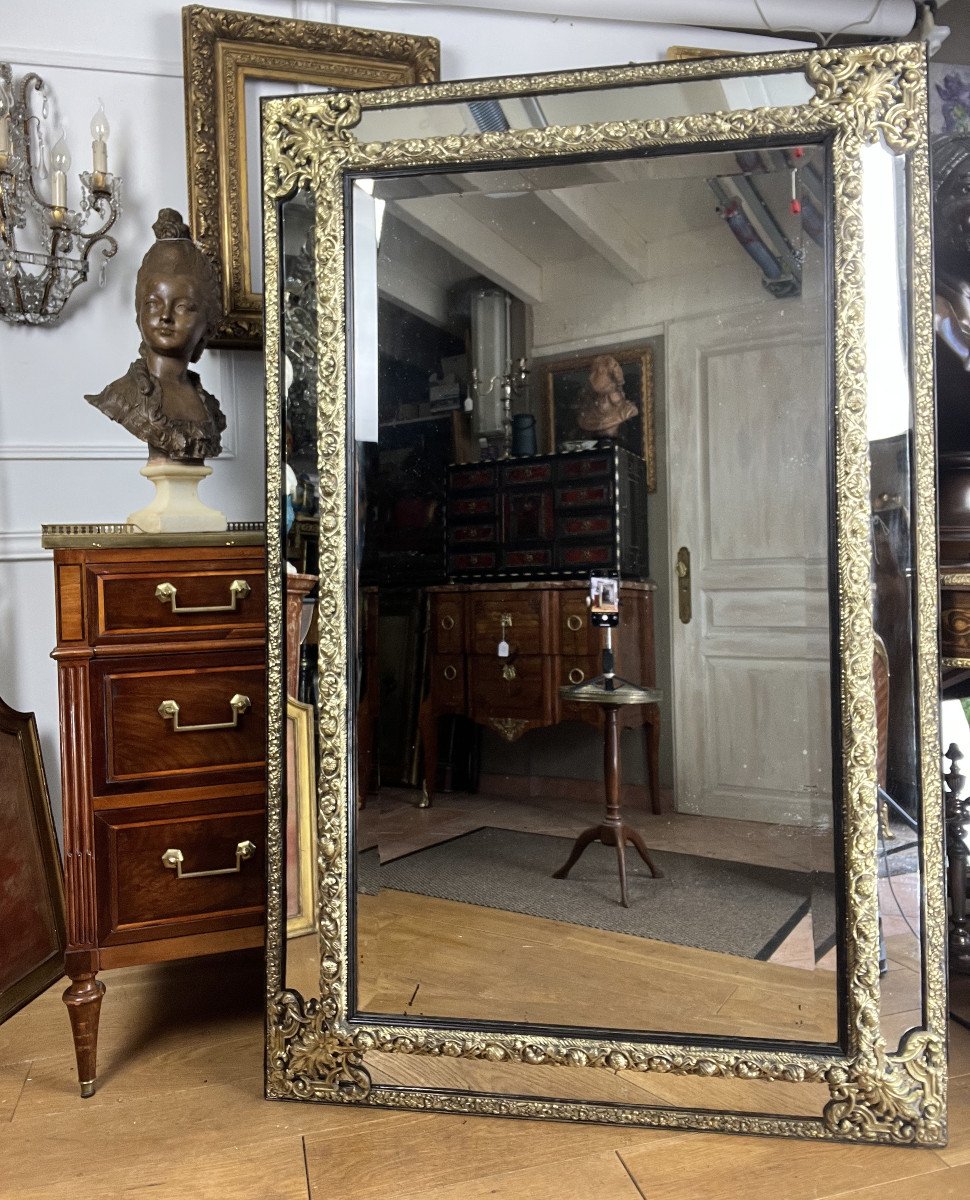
[{"left": 0, "top": 1, "right": 803, "bottom": 832}]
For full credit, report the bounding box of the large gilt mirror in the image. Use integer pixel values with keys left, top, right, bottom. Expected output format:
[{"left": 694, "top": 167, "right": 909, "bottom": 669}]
[{"left": 262, "top": 44, "right": 946, "bottom": 1144}]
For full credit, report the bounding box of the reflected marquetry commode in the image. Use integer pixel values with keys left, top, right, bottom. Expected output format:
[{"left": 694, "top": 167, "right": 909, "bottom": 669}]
[
  {"left": 419, "top": 580, "right": 659, "bottom": 810},
  {"left": 41, "top": 526, "right": 266, "bottom": 1096}
]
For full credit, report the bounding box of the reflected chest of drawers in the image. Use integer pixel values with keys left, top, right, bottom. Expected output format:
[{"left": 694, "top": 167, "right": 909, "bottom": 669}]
[
  {"left": 41, "top": 527, "right": 266, "bottom": 1097},
  {"left": 418, "top": 580, "right": 659, "bottom": 810}
]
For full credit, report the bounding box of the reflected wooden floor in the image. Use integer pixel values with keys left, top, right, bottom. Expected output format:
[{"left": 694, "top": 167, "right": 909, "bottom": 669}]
[
  {"left": 347, "top": 787, "right": 922, "bottom": 1045},
  {"left": 0, "top": 952, "right": 967, "bottom": 1200},
  {"left": 349, "top": 891, "right": 838, "bottom": 1041}
]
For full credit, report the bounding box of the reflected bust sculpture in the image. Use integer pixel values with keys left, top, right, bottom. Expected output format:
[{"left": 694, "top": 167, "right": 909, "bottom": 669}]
[
  {"left": 577, "top": 354, "right": 637, "bottom": 439},
  {"left": 86, "top": 208, "right": 225, "bottom": 462}
]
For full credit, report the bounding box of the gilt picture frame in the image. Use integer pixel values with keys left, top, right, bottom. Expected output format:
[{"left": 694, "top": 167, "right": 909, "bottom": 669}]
[
  {"left": 542, "top": 346, "right": 656, "bottom": 491},
  {"left": 285, "top": 696, "right": 316, "bottom": 939},
  {"left": 0, "top": 696, "right": 66, "bottom": 1026},
  {"left": 181, "top": 3, "right": 439, "bottom": 348}
]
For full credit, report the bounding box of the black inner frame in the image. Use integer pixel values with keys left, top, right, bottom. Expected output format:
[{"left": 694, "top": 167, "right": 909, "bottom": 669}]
[{"left": 331, "top": 130, "right": 853, "bottom": 1062}]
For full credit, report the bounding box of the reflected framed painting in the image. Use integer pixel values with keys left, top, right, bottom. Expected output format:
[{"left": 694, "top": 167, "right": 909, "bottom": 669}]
[{"left": 542, "top": 345, "right": 656, "bottom": 490}]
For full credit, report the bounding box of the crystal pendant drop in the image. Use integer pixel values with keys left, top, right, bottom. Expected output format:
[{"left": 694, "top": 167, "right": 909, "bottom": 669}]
[
  {"left": 98, "top": 259, "right": 107, "bottom": 288},
  {"left": 35, "top": 130, "right": 48, "bottom": 180},
  {"left": 41, "top": 87, "right": 49, "bottom": 120}
]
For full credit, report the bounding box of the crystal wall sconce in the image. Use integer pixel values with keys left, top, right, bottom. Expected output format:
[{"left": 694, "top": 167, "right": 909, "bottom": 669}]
[{"left": 0, "top": 63, "right": 122, "bottom": 326}]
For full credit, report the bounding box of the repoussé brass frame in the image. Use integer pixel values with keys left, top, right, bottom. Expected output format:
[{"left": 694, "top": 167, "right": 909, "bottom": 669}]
[
  {"left": 181, "top": 3, "right": 439, "bottom": 348},
  {"left": 262, "top": 44, "right": 945, "bottom": 1143}
]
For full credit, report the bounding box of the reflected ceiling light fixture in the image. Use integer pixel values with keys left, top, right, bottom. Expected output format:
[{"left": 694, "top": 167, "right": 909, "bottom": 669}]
[
  {"left": 469, "top": 285, "right": 528, "bottom": 456},
  {"left": 0, "top": 63, "right": 122, "bottom": 326}
]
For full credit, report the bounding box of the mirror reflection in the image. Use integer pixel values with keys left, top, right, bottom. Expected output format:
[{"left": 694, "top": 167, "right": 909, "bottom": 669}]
[{"left": 280, "top": 134, "right": 922, "bottom": 1050}]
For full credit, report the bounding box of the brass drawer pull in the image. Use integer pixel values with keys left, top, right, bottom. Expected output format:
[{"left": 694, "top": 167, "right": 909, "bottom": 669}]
[
  {"left": 443, "top": 665, "right": 457, "bottom": 681},
  {"left": 161, "top": 840, "right": 256, "bottom": 879},
  {"left": 440, "top": 614, "right": 456, "bottom": 631},
  {"left": 158, "top": 692, "right": 251, "bottom": 732},
  {"left": 155, "top": 578, "right": 251, "bottom": 614},
  {"left": 566, "top": 614, "right": 583, "bottom": 632},
  {"left": 568, "top": 667, "right": 585, "bottom": 684}
]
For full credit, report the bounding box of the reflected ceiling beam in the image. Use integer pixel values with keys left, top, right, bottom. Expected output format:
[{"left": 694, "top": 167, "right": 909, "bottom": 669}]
[
  {"left": 377, "top": 251, "right": 450, "bottom": 329},
  {"left": 393, "top": 196, "right": 545, "bottom": 305},
  {"left": 538, "top": 187, "right": 651, "bottom": 284},
  {"left": 451, "top": 168, "right": 651, "bottom": 284}
]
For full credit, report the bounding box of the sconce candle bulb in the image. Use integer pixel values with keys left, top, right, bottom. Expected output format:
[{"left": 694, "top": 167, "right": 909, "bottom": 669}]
[
  {"left": 90, "top": 101, "right": 108, "bottom": 176},
  {"left": 0, "top": 62, "right": 121, "bottom": 324},
  {"left": 50, "top": 132, "right": 69, "bottom": 208}
]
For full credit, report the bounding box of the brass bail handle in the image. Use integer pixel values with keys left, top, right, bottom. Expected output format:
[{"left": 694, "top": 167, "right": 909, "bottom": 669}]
[
  {"left": 676, "top": 547, "right": 692, "bottom": 624},
  {"left": 155, "top": 578, "right": 251, "bottom": 614},
  {"left": 161, "top": 840, "right": 256, "bottom": 879},
  {"left": 158, "top": 692, "right": 251, "bottom": 733}
]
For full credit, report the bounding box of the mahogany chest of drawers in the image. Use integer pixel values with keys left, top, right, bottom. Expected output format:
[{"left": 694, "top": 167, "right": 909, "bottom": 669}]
[
  {"left": 41, "top": 527, "right": 266, "bottom": 1097},
  {"left": 446, "top": 445, "right": 649, "bottom": 581},
  {"left": 419, "top": 579, "right": 659, "bottom": 809}
]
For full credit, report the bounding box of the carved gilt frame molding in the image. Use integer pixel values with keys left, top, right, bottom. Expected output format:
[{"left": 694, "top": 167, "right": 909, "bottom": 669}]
[
  {"left": 262, "top": 43, "right": 945, "bottom": 1144},
  {"left": 181, "top": 3, "right": 439, "bottom": 348}
]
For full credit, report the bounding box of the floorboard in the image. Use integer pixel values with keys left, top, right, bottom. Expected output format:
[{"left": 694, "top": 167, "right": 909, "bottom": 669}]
[
  {"left": 0, "top": 952, "right": 964, "bottom": 1198},
  {"left": 0, "top": 802, "right": 963, "bottom": 1199}
]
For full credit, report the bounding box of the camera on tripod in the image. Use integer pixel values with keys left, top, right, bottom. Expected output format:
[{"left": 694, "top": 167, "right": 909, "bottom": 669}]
[{"left": 588, "top": 575, "right": 619, "bottom": 628}]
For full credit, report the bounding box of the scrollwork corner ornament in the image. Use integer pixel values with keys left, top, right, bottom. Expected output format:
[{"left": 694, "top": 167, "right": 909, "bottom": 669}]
[
  {"left": 823, "top": 1031, "right": 946, "bottom": 1145},
  {"left": 268, "top": 990, "right": 371, "bottom": 1101},
  {"left": 807, "top": 42, "right": 926, "bottom": 153},
  {"left": 263, "top": 93, "right": 364, "bottom": 200}
]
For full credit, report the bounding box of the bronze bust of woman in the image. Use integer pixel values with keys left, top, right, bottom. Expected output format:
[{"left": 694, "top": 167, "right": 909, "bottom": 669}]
[{"left": 86, "top": 209, "right": 225, "bottom": 462}]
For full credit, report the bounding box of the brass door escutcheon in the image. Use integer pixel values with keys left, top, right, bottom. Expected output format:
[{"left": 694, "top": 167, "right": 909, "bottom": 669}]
[{"left": 676, "top": 547, "right": 692, "bottom": 624}]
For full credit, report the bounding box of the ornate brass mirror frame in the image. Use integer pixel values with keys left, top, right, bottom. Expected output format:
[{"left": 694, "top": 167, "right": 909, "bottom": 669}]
[{"left": 261, "top": 43, "right": 946, "bottom": 1144}]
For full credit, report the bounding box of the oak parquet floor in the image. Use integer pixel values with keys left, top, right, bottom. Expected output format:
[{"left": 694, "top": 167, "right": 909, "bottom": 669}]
[
  {"left": 0, "top": 798, "right": 959, "bottom": 1199},
  {"left": 0, "top": 957, "right": 966, "bottom": 1199}
]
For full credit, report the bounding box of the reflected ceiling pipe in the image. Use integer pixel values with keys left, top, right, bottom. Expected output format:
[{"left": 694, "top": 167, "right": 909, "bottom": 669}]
[
  {"left": 709, "top": 177, "right": 800, "bottom": 298},
  {"left": 467, "top": 99, "right": 510, "bottom": 133},
  {"left": 784, "top": 152, "right": 826, "bottom": 246},
  {"left": 391, "top": 0, "right": 918, "bottom": 39}
]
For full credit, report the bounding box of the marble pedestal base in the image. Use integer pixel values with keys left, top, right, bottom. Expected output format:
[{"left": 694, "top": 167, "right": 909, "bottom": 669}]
[{"left": 128, "top": 461, "right": 227, "bottom": 533}]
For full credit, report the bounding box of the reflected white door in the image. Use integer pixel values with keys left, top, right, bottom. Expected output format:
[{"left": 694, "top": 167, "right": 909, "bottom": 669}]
[{"left": 667, "top": 305, "right": 831, "bottom": 825}]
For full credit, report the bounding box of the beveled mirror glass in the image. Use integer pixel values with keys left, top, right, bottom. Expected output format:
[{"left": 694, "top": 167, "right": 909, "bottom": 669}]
[{"left": 263, "top": 45, "right": 946, "bottom": 1144}]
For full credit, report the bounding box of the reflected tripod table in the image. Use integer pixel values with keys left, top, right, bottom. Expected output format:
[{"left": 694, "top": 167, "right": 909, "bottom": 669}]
[{"left": 553, "top": 676, "right": 663, "bottom": 907}]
